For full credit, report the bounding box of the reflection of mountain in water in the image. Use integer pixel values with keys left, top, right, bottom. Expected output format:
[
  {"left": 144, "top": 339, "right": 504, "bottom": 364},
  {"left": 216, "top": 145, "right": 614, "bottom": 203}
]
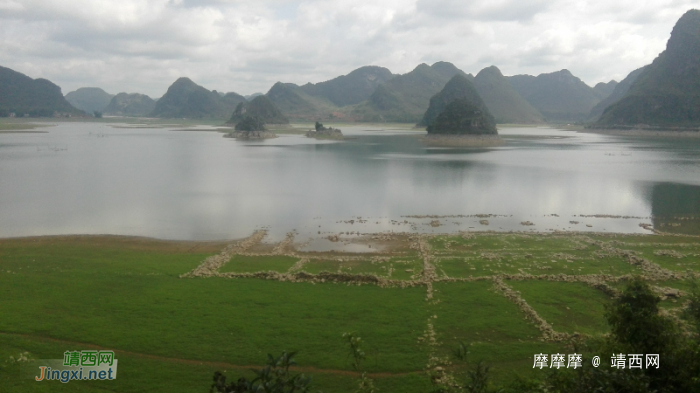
[{"left": 650, "top": 182, "right": 700, "bottom": 234}]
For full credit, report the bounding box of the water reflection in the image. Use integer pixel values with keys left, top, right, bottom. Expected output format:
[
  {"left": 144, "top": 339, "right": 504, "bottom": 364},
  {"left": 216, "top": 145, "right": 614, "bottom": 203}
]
[
  {"left": 648, "top": 182, "right": 700, "bottom": 235},
  {"left": 0, "top": 123, "right": 699, "bottom": 240}
]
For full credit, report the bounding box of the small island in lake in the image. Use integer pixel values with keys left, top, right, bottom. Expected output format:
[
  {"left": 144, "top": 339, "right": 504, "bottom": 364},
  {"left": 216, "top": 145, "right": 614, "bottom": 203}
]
[
  {"left": 224, "top": 115, "right": 277, "bottom": 139},
  {"left": 421, "top": 74, "right": 503, "bottom": 146},
  {"left": 306, "top": 121, "right": 343, "bottom": 139}
]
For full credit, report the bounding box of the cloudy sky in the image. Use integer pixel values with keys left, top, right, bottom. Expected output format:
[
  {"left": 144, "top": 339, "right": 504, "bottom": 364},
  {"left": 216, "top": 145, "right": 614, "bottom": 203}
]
[{"left": 0, "top": 0, "right": 695, "bottom": 98}]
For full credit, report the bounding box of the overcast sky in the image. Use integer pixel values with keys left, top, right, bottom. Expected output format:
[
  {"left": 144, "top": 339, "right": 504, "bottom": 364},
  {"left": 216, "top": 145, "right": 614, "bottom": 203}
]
[{"left": 0, "top": 0, "right": 695, "bottom": 98}]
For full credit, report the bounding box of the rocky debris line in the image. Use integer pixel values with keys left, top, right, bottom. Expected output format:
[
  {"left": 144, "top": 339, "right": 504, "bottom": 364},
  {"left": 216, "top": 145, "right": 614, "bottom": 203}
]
[
  {"left": 659, "top": 306, "right": 696, "bottom": 336},
  {"left": 224, "top": 130, "right": 277, "bottom": 139},
  {"left": 306, "top": 122, "right": 343, "bottom": 139},
  {"left": 413, "top": 235, "right": 439, "bottom": 302},
  {"left": 437, "top": 273, "right": 622, "bottom": 297},
  {"left": 404, "top": 214, "right": 510, "bottom": 219},
  {"left": 180, "top": 230, "right": 267, "bottom": 278},
  {"left": 287, "top": 257, "right": 308, "bottom": 273},
  {"left": 577, "top": 214, "right": 648, "bottom": 219},
  {"left": 218, "top": 270, "right": 421, "bottom": 288},
  {"left": 654, "top": 249, "right": 687, "bottom": 258},
  {"left": 273, "top": 232, "right": 296, "bottom": 255},
  {"left": 652, "top": 286, "right": 685, "bottom": 301},
  {"left": 580, "top": 236, "right": 686, "bottom": 280},
  {"left": 422, "top": 316, "right": 458, "bottom": 390},
  {"left": 492, "top": 276, "right": 573, "bottom": 342}
]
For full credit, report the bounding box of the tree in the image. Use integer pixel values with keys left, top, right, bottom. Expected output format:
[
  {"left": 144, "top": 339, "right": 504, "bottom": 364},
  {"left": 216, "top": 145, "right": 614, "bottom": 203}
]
[
  {"left": 210, "top": 351, "right": 312, "bottom": 393},
  {"left": 343, "top": 332, "right": 377, "bottom": 393},
  {"left": 235, "top": 115, "right": 266, "bottom": 132}
]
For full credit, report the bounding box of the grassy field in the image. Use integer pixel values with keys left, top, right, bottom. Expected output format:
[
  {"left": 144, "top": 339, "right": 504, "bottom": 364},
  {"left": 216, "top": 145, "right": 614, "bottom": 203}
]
[{"left": 0, "top": 231, "right": 698, "bottom": 392}]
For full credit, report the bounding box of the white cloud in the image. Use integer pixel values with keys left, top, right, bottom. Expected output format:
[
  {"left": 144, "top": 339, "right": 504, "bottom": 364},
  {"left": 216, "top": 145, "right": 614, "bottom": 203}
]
[{"left": 0, "top": 0, "right": 694, "bottom": 97}]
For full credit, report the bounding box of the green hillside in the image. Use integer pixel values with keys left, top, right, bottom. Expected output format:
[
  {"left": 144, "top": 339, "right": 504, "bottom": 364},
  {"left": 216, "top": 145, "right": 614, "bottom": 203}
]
[
  {"left": 422, "top": 74, "right": 496, "bottom": 134},
  {"left": 588, "top": 66, "right": 646, "bottom": 121},
  {"left": 473, "top": 66, "right": 544, "bottom": 124},
  {"left": 226, "top": 95, "right": 288, "bottom": 125},
  {"left": 65, "top": 87, "right": 114, "bottom": 114},
  {"left": 350, "top": 62, "right": 471, "bottom": 123},
  {"left": 508, "top": 69, "right": 601, "bottom": 122},
  {"left": 103, "top": 93, "right": 156, "bottom": 117},
  {"left": 150, "top": 77, "right": 246, "bottom": 119},
  {"left": 0, "top": 65, "right": 83, "bottom": 117},
  {"left": 299, "top": 66, "right": 394, "bottom": 107},
  {"left": 597, "top": 9, "right": 700, "bottom": 127},
  {"left": 420, "top": 74, "right": 494, "bottom": 127},
  {"left": 427, "top": 99, "right": 497, "bottom": 135},
  {"left": 265, "top": 82, "right": 338, "bottom": 121}
]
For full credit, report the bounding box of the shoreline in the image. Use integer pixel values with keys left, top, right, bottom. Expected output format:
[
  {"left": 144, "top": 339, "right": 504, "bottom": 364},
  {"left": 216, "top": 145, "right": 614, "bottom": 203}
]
[
  {"left": 2, "top": 228, "right": 696, "bottom": 244},
  {"left": 581, "top": 128, "right": 700, "bottom": 138},
  {"left": 422, "top": 134, "right": 504, "bottom": 147}
]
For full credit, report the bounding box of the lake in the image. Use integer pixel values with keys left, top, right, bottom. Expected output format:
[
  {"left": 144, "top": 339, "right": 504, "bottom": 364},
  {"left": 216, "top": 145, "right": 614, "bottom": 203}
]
[{"left": 1, "top": 122, "right": 699, "bottom": 242}]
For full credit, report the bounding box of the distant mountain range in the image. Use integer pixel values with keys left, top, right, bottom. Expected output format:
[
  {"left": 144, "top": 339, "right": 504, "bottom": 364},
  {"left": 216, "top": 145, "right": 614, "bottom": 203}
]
[
  {"left": 299, "top": 66, "right": 394, "bottom": 107},
  {"left": 0, "top": 65, "right": 83, "bottom": 117},
  {"left": 103, "top": 93, "right": 156, "bottom": 117},
  {"left": 350, "top": 62, "right": 471, "bottom": 123},
  {"left": 12, "top": 10, "right": 700, "bottom": 128},
  {"left": 265, "top": 82, "right": 337, "bottom": 120},
  {"left": 508, "top": 69, "right": 604, "bottom": 122},
  {"left": 597, "top": 9, "right": 700, "bottom": 127},
  {"left": 65, "top": 87, "right": 114, "bottom": 114},
  {"left": 593, "top": 80, "right": 618, "bottom": 100},
  {"left": 473, "top": 66, "right": 544, "bottom": 124},
  {"left": 150, "top": 77, "right": 246, "bottom": 119},
  {"left": 227, "top": 95, "right": 288, "bottom": 125},
  {"left": 588, "top": 66, "right": 646, "bottom": 121}
]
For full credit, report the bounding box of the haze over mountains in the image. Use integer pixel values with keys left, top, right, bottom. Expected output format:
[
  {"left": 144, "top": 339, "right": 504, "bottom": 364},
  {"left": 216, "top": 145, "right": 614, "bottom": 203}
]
[
  {"left": 473, "top": 66, "right": 544, "bottom": 124},
  {"left": 597, "top": 9, "right": 700, "bottom": 127},
  {"left": 298, "top": 66, "right": 394, "bottom": 107},
  {"left": 103, "top": 93, "right": 156, "bottom": 117},
  {"left": 150, "top": 77, "right": 246, "bottom": 119},
  {"left": 0, "top": 65, "right": 82, "bottom": 117},
  {"left": 588, "top": 66, "right": 647, "bottom": 121},
  {"left": 508, "top": 69, "right": 604, "bottom": 122},
  {"left": 2, "top": 8, "right": 698, "bottom": 130},
  {"left": 227, "top": 95, "right": 288, "bottom": 125},
  {"left": 65, "top": 87, "right": 114, "bottom": 114}
]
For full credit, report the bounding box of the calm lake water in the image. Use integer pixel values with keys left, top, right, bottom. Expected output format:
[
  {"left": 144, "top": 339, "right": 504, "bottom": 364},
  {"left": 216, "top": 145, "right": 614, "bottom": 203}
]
[{"left": 1, "top": 122, "right": 699, "bottom": 241}]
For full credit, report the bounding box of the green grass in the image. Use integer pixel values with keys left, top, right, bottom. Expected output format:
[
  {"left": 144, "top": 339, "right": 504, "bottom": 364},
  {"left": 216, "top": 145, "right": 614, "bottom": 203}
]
[
  {"left": 508, "top": 281, "right": 611, "bottom": 335},
  {"left": 0, "top": 237, "right": 433, "bottom": 392},
  {"left": 430, "top": 281, "right": 563, "bottom": 379},
  {"left": 219, "top": 255, "right": 300, "bottom": 273},
  {"left": 299, "top": 257, "right": 422, "bottom": 280},
  {"left": 1, "top": 232, "right": 698, "bottom": 392}
]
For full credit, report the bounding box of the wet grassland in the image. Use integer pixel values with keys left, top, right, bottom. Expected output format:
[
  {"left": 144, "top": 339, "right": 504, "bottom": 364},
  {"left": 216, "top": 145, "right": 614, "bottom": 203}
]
[{"left": 1, "top": 231, "right": 699, "bottom": 392}]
